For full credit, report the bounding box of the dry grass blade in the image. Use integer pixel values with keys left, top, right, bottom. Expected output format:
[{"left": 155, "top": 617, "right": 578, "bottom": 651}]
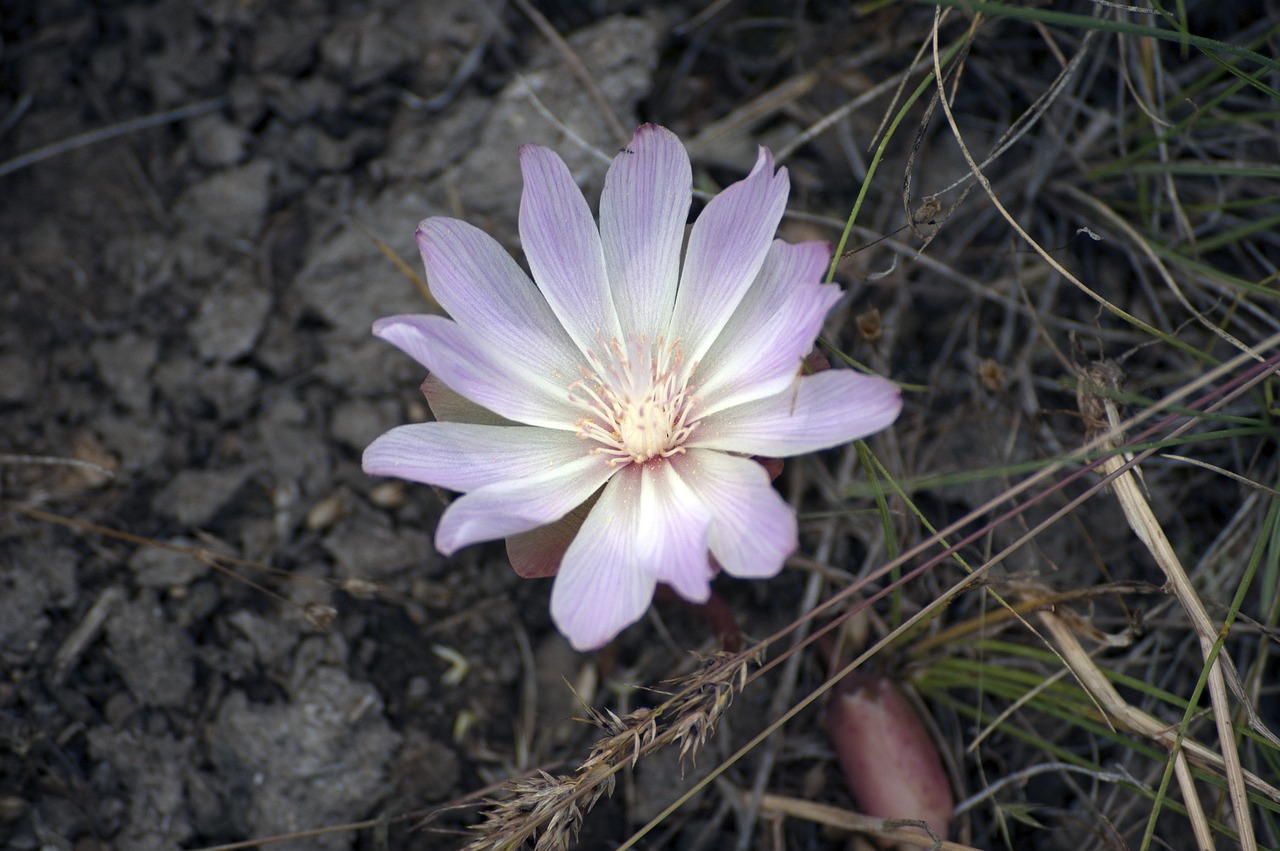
[
  {"left": 1061, "top": 185, "right": 1263, "bottom": 361},
  {"left": 1078, "top": 362, "right": 1263, "bottom": 848},
  {"left": 1158, "top": 455, "right": 1280, "bottom": 499},
  {"left": 1031, "top": 606, "right": 1280, "bottom": 811},
  {"left": 1035, "top": 606, "right": 1213, "bottom": 850},
  {"left": 0, "top": 97, "right": 224, "bottom": 178}
]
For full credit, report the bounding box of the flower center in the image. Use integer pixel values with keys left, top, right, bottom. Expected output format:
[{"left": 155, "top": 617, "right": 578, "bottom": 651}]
[{"left": 569, "top": 335, "right": 699, "bottom": 466}]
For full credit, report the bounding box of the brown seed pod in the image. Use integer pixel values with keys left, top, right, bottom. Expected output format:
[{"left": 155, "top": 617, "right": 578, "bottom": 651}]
[
  {"left": 977, "top": 357, "right": 1006, "bottom": 393},
  {"left": 856, "top": 307, "right": 883, "bottom": 343}
]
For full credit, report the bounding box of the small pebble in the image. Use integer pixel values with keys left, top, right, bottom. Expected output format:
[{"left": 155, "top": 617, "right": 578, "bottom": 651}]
[
  {"left": 368, "top": 480, "right": 405, "bottom": 509},
  {"left": 341, "top": 577, "right": 378, "bottom": 600},
  {"left": 304, "top": 602, "right": 337, "bottom": 630},
  {"left": 306, "top": 495, "right": 347, "bottom": 530}
]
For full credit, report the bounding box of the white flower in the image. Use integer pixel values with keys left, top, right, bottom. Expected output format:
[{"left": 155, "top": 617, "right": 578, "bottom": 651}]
[{"left": 364, "top": 124, "right": 901, "bottom": 650}]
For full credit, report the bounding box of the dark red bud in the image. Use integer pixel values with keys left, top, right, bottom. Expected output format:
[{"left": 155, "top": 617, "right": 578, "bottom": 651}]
[{"left": 825, "top": 674, "right": 953, "bottom": 844}]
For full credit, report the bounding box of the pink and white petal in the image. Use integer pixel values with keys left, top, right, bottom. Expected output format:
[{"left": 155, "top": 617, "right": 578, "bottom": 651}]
[
  {"left": 505, "top": 496, "right": 594, "bottom": 579},
  {"left": 696, "top": 240, "right": 841, "bottom": 416},
  {"left": 519, "top": 144, "right": 623, "bottom": 354},
  {"left": 434, "top": 453, "right": 616, "bottom": 554},
  {"left": 669, "top": 450, "right": 796, "bottom": 579},
  {"left": 599, "top": 125, "right": 691, "bottom": 338},
  {"left": 418, "top": 217, "right": 584, "bottom": 380},
  {"left": 634, "top": 462, "right": 714, "bottom": 602},
  {"left": 667, "top": 147, "right": 790, "bottom": 361},
  {"left": 690, "top": 369, "right": 902, "bottom": 457},
  {"left": 362, "top": 422, "right": 591, "bottom": 492},
  {"left": 374, "top": 314, "right": 577, "bottom": 429},
  {"left": 551, "top": 476, "right": 656, "bottom": 650},
  {"left": 422, "top": 374, "right": 515, "bottom": 426}
]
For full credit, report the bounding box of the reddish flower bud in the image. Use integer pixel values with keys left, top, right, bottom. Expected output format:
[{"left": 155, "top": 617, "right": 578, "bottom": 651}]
[{"left": 825, "top": 673, "right": 953, "bottom": 844}]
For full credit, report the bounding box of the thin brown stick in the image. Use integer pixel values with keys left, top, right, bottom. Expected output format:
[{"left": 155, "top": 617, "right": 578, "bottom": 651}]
[
  {"left": 511, "top": 0, "right": 630, "bottom": 147},
  {"left": 760, "top": 793, "right": 976, "bottom": 850}
]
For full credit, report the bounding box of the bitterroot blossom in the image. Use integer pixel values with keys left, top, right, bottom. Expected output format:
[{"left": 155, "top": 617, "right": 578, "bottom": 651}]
[{"left": 363, "top": 124, "right": 901, "bottom": 650}]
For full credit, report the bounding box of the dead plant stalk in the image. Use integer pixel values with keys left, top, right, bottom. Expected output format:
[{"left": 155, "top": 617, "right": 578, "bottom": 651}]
[{"left": 1079, "top": 362, "right": 1255, "bottom": 850}]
